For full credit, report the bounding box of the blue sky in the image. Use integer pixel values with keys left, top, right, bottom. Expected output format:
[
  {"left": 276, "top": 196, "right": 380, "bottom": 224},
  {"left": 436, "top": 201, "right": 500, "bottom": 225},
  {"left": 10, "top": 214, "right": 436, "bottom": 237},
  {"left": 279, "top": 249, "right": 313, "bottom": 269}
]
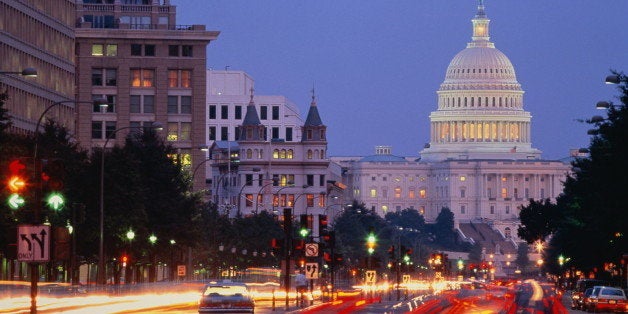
[{"left": 174, "top": 1, "right": 628, "bottom": 159}]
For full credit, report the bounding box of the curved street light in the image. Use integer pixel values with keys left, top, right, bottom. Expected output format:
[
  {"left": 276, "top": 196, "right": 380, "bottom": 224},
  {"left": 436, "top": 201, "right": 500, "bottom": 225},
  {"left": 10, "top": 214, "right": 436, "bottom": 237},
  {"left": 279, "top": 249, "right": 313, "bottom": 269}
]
[
  {"left": 0, "top": 67, "right": 37, "bottom": 77},
  {"left": 97, "top": 123, "right": 163, "bottom": 285}
]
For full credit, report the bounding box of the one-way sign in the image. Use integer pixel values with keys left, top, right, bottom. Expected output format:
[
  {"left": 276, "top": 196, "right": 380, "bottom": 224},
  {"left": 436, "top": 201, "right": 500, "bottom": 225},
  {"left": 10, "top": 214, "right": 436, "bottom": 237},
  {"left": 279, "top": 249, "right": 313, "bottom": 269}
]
[{"left": 17, "top": 225, "right": 50, "bottom": 262}]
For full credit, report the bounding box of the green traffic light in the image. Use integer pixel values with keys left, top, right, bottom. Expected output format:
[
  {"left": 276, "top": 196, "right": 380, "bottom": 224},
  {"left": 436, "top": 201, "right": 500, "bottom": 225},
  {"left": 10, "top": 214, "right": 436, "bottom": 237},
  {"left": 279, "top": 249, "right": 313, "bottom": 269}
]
[
  {"left": 299, "top": 228, "right": 309, "bottom": 238},
  {"left": 46, "top": 192, "right": 65, "bottom": 211},
  {"left": 367, "top": 234, "right": 376, "bottom": 244},
  {"left": 7, "top": 193, "right": 25, "bottom": 209},
  {"left": 403, "top": 254, "right": 410, "bottom": 263}
]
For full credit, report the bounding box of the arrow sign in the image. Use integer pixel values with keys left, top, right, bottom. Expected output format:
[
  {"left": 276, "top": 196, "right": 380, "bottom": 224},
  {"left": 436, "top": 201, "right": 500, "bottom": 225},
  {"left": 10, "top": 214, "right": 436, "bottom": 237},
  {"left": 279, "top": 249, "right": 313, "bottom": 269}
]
[
  {"left": 8, "top": 194, "right": 25, "bottom": 209},
  {"left": 17, "top": 225, "right": 50, "bottom": 262},
  {"left": 305, "top": 262, "right": 319, "bottom": 279},
  {"left": 365, "top": 270, "right": 376, "bottom": 284}
]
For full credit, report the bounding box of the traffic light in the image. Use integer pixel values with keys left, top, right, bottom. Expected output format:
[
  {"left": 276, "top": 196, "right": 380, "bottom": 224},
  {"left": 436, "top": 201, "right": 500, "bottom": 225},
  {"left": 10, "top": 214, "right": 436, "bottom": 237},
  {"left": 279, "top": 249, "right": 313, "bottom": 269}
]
[
  {"left": 366, "top": 227, "right": 376, "bottom": 254},
  {"left": 318, "top": 214, "right": 329, "bottom": 238},
  {"left": 388, "top": 245, "right": 395, "bottom": 260},
  {"left": 53, "top": 227, "right": 70, "bottom": 260},
  {"left": 299, "top": 214, "right": 309, "bottom": 238},
  {"left": 6, "top": 159, "right": 29, "bottom": 209},
  {"left": 121, "top": 255, "right": 129, "bottom": 267},
  {"left": 42, "top": 159, "right": 65, "bottom": 211}
]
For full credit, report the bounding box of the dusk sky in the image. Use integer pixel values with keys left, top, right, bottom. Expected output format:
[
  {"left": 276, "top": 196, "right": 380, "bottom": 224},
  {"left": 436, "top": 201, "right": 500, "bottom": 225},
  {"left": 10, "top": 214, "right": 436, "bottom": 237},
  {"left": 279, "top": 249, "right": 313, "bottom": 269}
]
[{"left": 174, "top": 1, "right": 628, "bottom": 160}]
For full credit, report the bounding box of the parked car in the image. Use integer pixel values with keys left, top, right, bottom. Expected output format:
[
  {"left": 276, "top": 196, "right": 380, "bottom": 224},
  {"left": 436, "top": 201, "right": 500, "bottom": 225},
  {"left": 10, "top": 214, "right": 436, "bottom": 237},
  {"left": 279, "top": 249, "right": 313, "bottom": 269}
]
[
  {"left": 198, "top": 281, "right": 255, "bottom": 313},
  {"left": 586, "top": 286, "right": 627, "bottom": 313},
  {"left": 571, "top": 279, "right": 608, "bottom": 309}
]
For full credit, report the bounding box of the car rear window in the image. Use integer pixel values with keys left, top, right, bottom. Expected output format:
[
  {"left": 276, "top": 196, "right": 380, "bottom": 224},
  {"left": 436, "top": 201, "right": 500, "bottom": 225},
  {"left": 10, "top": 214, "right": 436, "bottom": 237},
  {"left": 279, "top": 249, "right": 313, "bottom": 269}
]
[
  {"left": 203, "top": 285, "right": 248, "bottom": 296},
  {"left": 600, "top": 288, "right": 625, "bottom": 297}
]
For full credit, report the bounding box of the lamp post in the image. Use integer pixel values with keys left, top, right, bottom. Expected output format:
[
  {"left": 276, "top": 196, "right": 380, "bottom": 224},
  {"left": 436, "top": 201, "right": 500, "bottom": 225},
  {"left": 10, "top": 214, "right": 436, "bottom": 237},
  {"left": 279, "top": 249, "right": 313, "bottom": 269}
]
[
  {"left": 97, "top": 123, "right": 162, "bottom": 285},
  {"left": 28, "top": 98, "right": 106, "bottom": 312}
]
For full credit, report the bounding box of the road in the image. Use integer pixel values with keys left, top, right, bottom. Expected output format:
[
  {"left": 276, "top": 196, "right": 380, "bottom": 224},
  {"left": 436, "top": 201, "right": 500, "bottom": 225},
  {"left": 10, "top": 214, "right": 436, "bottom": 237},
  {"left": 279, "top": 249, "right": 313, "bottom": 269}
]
[{"left": 0, "top": 280, "right": 580, "bottom": 313}]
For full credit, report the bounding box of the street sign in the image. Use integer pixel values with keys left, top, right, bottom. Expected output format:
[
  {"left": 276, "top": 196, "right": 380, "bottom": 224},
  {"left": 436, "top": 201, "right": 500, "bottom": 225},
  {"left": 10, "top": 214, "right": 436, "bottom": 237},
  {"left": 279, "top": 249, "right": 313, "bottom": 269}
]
[
  {"left": 305, "top": 262, "right": 319, "bottom": 279},
  {"left": 17, "top": 225, "right": 50, "bottom": 262},
  {"left": 365, "top": 270, "right": 376, "bottom": 284},
  {"left": 177, "top": 265, "right": 186, "bottom": 277},
  {"left": 403, "top": 274, "right": 410, "bottom": 284},
  {"left": 305, "top": 243, "right": 319, "bottom": 257}
]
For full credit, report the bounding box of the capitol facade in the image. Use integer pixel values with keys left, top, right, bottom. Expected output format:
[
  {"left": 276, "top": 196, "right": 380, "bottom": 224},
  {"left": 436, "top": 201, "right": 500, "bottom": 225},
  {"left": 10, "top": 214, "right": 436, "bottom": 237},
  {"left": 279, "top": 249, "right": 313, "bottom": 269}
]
[{"left": 332, "top": 2, "right": 571, "bottom": 244}]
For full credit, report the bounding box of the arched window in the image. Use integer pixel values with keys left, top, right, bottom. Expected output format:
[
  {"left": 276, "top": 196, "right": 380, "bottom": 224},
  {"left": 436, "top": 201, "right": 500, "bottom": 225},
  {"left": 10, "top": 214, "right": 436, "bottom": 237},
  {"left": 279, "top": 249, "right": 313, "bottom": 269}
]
[
  {"left": 287, "top": 149, "right": 294, "bottom": 159},
  {"left": 504, "top": 227, "right": 511, "bottom": 239},
  {"left": 307, "top": 149, "right": 313, "bottom": 159},
  {"left": 273, "top": 149, "right": 279, "bottom": 159},
  {"left": 279, "top": 149, "right": 286, "bottom": 159},
  {"left": 319, "top": 150, "right": 325, "bottom": 159},
  {"left": 314, "top": 149, "right": 319, "bottom": 159},
  {"left": 246, "top": 149, "right": 252, "bottom": 159},
  {"left": 253, "top": 149, "right": 258, "bottom": 159}
]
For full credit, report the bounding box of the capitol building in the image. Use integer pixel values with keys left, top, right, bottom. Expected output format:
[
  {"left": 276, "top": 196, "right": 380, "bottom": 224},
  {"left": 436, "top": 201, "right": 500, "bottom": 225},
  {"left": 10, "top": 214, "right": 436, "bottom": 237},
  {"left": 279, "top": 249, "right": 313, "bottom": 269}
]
[{"left": 332, "top": 2, "right": 571, "bottom": 250}]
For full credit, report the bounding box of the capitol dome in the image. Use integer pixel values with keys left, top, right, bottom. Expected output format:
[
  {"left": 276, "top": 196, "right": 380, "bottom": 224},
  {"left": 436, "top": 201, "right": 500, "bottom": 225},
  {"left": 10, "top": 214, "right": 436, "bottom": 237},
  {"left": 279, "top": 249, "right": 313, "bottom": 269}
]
[{"left": 420, "top": 1, "right": 541, "bottom": 162}]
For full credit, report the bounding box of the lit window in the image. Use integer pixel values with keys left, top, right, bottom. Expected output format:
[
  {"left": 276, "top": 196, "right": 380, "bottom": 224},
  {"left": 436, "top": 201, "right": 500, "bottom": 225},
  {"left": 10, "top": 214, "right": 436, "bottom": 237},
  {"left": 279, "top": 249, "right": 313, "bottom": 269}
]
[
  {"left": 273, "top": 149, "right": 279, "bottom": 159},
  {"left": 501, "top": 176, "right": 507, "bottom": 182},
  {"left": 130, "top": 69, "right": 155, "bottom": 87},
  {"left": 318, "top": 193, "right": 325, "bottom": 207},
  {"left": 306, "top": 194, "right": 314, "bottom": 207},
  {"left": 167, "top": 122, "right": 178, "bottom": 141},
  {"left": 419, "top": 189, "right": 426, "bottom": 198},
  {"left": 382, "top": 205, "right": 388, "bottom": 213},
  {"left": 394, "top": 187, "right": 402, "bottom": 198},
  {"left": 92, "top": 44, "right": 104, "bottom": 56},
  {"left": 370, "top": 189, "right": 377, "bottom": 198},
  {"left": 106, "top": 44, "right": 117, "bottom": 56},
  {"left": 460, "top": 176, "right": 466, "bottom": 181},
  {"left": 409, "top": 190, "right": 415, "bottom": 199},
  {"left": 245, "top": 194, "right": 253, "bottom": 207},
  {"left": 501, "top": 188, "right": 508, "bottom": 198}
]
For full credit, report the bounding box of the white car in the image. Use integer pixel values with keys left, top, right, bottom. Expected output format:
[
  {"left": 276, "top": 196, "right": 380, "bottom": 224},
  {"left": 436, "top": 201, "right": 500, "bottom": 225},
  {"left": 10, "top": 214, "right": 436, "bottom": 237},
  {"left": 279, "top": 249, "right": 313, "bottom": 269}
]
[{"left": 198, "top": 281, "right": 255, "bottom": 313}]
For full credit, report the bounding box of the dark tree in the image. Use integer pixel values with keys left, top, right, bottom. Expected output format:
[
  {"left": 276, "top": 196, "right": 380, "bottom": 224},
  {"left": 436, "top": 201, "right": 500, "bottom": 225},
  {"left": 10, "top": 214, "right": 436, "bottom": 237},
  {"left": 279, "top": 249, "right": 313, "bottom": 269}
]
[
  {"left": 517, "top": 198, "right": 561, "bottom": 244},
  {"left": 515, "top": 242, "right": 530, "bottom": 270},
  {"left": 433, "top": 207, "right": 456, "bottom": 247}
]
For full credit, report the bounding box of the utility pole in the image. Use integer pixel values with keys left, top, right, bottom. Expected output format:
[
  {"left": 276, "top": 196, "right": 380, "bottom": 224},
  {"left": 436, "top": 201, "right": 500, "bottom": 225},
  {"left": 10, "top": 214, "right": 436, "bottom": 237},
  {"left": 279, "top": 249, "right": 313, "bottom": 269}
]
[{"left": 283, "top": 208, "right": 292, "bottom": 311}]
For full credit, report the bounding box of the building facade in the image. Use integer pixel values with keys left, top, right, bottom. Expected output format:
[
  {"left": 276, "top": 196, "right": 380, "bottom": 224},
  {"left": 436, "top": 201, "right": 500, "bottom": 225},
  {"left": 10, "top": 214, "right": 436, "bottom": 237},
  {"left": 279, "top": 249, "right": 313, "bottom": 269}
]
[
  {"left": 0, "top": 0, "right": 77, "bottom": 134},
  {"left": 333, "top": 3, "right": 571, "bottom": 244},
  {"left": 74, "top": 0, "right": 218, "bottom": 190}
]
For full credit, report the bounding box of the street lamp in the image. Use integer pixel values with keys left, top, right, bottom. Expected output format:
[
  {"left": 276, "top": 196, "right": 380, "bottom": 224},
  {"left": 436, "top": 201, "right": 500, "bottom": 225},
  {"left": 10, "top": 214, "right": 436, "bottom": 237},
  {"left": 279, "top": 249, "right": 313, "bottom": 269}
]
[{"left": 97, "top": 123, "right": 162, "bottom": 285}]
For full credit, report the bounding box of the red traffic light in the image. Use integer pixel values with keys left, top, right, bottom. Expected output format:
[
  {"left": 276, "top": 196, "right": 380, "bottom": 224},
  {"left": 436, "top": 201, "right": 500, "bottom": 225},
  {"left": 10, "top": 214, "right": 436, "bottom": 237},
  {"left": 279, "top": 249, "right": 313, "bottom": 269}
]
[{"left": 7, "top": 159, "right": 28, "bottom": 192}]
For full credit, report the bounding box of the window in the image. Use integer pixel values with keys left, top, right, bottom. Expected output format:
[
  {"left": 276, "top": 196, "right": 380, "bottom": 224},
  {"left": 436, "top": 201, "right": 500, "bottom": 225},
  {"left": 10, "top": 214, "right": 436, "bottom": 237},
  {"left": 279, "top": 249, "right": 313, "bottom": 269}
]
[
  {"left": 490, "top": 205, "right": 495, "bottom": 214},
  {"left": 504, "top": 227, "right": 511, "bottom": 239},
  {"left": 167, "top": 96, "right": 192, "bottom": 114},
  {"left": 409, "top": 189, "right": 415, "bottom": 199},
  {"left": 168, "top": 70, "right": 192, "bottom": 88},
  {"left": 130, "top": 69, "right": 154, "bottom": 87},
  {"left": 245, "top": 194, "right": 253, "bottom": 207},
  {"left": 221, "top": 126, "right": 228, "bottom": 141},
  {"left": 286, "top": 127, "right": 293, "bottom": 141},
  {"left": 419, "top": 189, "right": 426, "bottom": 198},
  {"left": 272, "top": 106, "right": 279, "bottom": 120},
  {"left": 307, "top": 130, "right": 313, "bottom": 140},
  {"left": 272, "top": 127, "right": 279, "bottom": 139},
  {"left": 221, "top": 105, "right": 228, "bottom": 119},
  {"left": 131, "top": 44, "right": 142, "bottom": 56},
  {"left": 460, "top": 176, "right": 466, "bottom": 181},
  {"left": 209, "top": 105, "right": 216, "bottom": 119},
  {"left": 370, "top": 188, "right": 377, "bottom": 198},
  {"left": 318, "top": 193, "right": 326, "bottom": 207},
  {"left": 94, "top": 121, "right": 116, "bottom": 139},
  {"left": 209, "top": 126, "right": 216, "bottom": 140},
  {"left": 461, "top": 205, "right": 466, "bottom": 214},
  {"left": 394, "top": 187, "right": 402, "bottom": 198},
  {"left": 168, "top": 45, "right": 179, "bottom": 56},
  {"left": 382, "top": 188, "right": 388, "bottom": 198},
  {"left": 460, "top": 188, "right": 466, "bottom": 198},
  {"left": 144, "top": 44, "right": 155, "bottom": 56},
  {"left": 501, "top": 188, "right": 508, "bottom": 198},
  {"left": 306, "top": 194, "right": 314, "bottom": 207},
  {"left": 129, "top": 95, "right": 154, "bottom": 113},
  {"left": 506, "top": 205, "right": 510, "bottom": 214},
  {"left": 306, "top": 175, "right": 314, "bottom": 187},
  {"left": 307, "top": 150, "right": 313, "bottom": 159},
  {"left": 93, "top": 68, "right": 118, "bottom": 86},
  {"left": 182, "top": 45, "right": 193, "bottom": 57},
  {"left": 91, "top": 121, "right": 102, "bottom": 139},
  {"left": 260, "top": 106, "right": 267, "bottom": 120},
  {"left": 92, "top": 94, "right": 115, "bottom": 113},
  {"left": 92, "top": 44, "right": 117, "bottom": 56},
  {"left": 235, "top": 106, "right": 242, "bottom": 119},
  {"left": 319, "top": 175, "right": 325, "bottom": 187}
]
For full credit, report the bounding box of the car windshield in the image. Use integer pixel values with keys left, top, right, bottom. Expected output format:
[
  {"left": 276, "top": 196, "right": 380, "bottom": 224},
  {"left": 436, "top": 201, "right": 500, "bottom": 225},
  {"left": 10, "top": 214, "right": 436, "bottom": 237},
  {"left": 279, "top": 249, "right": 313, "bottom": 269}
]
[
  {"left": 600, "top": 288, "right": 624, "bottom": 297},
  {"left": 203, "top": 285, "right": 249, "bottom": 297}
]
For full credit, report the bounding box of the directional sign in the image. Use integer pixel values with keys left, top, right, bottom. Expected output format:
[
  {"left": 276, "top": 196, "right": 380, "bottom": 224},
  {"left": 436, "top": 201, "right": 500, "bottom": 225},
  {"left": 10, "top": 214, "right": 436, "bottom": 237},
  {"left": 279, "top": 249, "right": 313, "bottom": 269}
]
[
  {"left": 365, "top": 270, "right": 376, "bottom": 284},
  {"left": 17, "top": 225, "right": 50, "bottom": 262},
  {"left": 305, "top": 243, "right": 319, "bottom": 257},
  {"left": 305, "top": 262, "right": 319, "bottom": 279},
  {"left": 403, "top": 274, "right": 411, "bottom": 284}
]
